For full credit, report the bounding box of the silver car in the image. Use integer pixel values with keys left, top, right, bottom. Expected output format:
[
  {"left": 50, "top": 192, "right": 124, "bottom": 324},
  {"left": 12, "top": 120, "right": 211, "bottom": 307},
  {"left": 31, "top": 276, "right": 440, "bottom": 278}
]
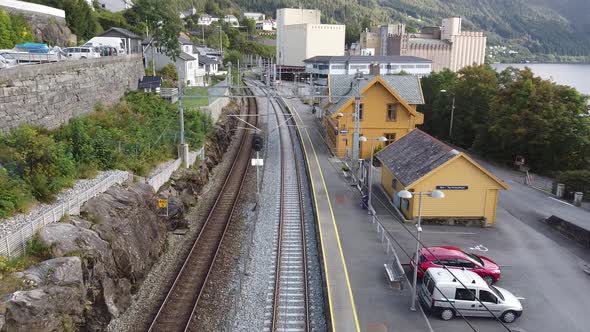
[
  {"left": 0, "top": 53, "right": 18, "bottom": 69},
  {"left": 419, "top": 267, "right": 523, "bottom": 323}
]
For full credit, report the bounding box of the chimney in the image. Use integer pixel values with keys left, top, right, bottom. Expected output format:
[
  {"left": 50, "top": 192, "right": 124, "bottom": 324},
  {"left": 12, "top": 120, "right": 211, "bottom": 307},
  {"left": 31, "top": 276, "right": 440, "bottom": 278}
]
[{"left": 369, "top": 62, "right": 380, "bottom": 76}]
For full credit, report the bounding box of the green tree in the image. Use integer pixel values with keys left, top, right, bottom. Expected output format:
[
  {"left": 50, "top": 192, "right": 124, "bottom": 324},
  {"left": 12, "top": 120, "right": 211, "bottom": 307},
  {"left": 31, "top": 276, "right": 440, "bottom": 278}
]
[
  {"left": 130, "top": 0, "right": 182, "bottom": 59},
  {"left": 418, "top": 69, "right": 458, "bottom": 137},
  {"left": 207, "top": 26, "right": 230, "bottom": 50},
  {"left": 241, "top": 17, "right": 256, "bottom": 36},
  {"left": 479, "top": 68, "right": 590, "bottom": 171},
  {"left": 0, "top": 10, "right": 13, "bottom": 49}
]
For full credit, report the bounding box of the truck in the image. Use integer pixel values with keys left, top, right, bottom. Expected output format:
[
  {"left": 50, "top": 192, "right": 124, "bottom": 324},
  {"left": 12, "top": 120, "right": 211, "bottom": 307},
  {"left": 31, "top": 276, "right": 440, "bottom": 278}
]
[{"left": 83, "top": 37, "right": 126, "bottom": 55}]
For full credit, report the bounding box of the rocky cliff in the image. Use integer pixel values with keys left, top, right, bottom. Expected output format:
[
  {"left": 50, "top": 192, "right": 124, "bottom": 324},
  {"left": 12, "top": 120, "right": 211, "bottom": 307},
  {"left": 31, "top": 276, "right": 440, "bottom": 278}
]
[{"left": 0, "top": 184, "right": 168, "bottom": 331}]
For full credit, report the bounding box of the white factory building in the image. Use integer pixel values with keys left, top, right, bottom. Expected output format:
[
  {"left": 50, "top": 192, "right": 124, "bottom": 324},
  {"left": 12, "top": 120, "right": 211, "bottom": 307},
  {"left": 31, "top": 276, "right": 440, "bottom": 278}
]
[
  {"left": 304, "top": 55, "right": 432, "bottom": 77},
  {"left": 276, "top": 8, "right": 345, "bottom": 67}
]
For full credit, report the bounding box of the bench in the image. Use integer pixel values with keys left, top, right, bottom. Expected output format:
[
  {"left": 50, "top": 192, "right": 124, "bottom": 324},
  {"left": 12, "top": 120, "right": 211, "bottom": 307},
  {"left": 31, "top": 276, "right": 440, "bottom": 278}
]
[{"left": 384, "top": 262, "right": 405, "bottom": 290}]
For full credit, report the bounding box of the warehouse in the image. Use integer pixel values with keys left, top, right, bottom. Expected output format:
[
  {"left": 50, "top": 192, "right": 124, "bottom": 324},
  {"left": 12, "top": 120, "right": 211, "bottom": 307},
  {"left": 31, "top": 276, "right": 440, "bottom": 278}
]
[{"left": 377, "top": 129, "right": 509, "bottom": 226}]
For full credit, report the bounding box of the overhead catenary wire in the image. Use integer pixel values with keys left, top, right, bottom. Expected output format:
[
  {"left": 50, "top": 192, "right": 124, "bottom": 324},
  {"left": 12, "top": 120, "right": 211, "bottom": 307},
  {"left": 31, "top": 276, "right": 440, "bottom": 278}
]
[{"left": 256, "top": 80, "right": 513, "bottom": 332}]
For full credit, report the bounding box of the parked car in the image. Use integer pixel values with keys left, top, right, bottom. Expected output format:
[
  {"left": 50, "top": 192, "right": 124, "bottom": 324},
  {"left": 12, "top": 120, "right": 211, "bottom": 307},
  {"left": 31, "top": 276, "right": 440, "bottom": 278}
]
[
  {"left": 63, "top": 47, "right": 101, "bottom": 59},
  {"left": 413, "top": 246, "right": 501, "bottom": 284},
  {"left": 0, "top": 53, "right": 18, "bottom": 69},
  {"left": 419, "top": 268, "right": 523, "bottom": 323}
]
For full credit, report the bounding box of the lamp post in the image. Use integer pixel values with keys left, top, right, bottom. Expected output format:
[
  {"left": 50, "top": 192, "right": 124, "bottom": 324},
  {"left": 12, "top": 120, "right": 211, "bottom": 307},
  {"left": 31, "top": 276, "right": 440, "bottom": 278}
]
[
  {"left": 359, "top": 136, "right": 388, "bottom": 213},
  {"left": 440, "top": 90, "right": 455, "bottom": 141},
  {"left": 397, "top": 189, "right": 445, "bottom": 311}
]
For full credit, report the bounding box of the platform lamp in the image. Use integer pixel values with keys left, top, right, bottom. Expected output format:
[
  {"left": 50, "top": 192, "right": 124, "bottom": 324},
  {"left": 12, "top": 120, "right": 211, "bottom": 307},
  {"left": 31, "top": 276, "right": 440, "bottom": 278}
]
[
  {"left": 359, "top": 136, "right": 388, "bottom": 214},
  {"left": 397, "top": 189, "right": 445, "bottom": 311}
]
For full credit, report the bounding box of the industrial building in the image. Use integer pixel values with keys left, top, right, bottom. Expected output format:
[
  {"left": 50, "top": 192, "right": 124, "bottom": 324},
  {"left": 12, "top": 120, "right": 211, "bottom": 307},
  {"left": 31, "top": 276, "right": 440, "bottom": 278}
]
[
  {"left": 304, "top": 55, "right": 432, "bottom": 77},
  {"left": 359, "top": 17, "right": 486, "bottom": 72},
  {"left": 276, "top": 8, "right": 345, "bottom": 67},
  {"left": 377, "top": 129, "right": 509, "bottom": 225}
]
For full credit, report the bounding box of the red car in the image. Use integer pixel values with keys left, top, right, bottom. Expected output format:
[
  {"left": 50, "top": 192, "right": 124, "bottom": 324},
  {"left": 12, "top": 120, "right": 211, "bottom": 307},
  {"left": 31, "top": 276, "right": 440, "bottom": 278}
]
[{"left": 413, "top": 246, "right": 501, "bottom": 284}]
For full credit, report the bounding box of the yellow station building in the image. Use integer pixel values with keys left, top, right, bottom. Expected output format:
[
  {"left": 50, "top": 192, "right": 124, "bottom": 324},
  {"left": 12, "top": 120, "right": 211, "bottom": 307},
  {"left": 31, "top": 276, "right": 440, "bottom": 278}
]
[
  {"left": 376, "top": 129, "right": 509, "bottom": 226},
  {"left": 323, "top": 74, "right": 425, "bottom": 159}
]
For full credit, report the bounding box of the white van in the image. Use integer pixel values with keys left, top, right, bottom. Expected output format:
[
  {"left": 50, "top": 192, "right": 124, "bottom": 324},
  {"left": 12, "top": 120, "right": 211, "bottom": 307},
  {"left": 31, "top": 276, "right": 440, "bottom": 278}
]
[
  {"left": 63, "top": 47, "right": 101, "bottom": 59},
  {"left": 419, "top": 267, "right": 523, "bottom": 323}
]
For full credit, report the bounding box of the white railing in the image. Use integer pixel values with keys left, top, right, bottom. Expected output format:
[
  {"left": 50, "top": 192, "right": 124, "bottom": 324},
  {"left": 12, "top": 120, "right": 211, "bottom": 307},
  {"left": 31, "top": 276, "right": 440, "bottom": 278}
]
[
  {"left": 0, "top": 172, "right": 131, "bottom": 258},
  {"left": 146, "top": 148, "right": 201, "bottom": 192}
]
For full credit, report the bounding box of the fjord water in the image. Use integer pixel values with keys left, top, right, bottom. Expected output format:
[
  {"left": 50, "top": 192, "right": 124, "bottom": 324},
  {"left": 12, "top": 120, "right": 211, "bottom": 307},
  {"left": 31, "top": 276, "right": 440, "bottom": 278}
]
[{"left": 492, "top": 63, "right": 590, "bottom": 95}]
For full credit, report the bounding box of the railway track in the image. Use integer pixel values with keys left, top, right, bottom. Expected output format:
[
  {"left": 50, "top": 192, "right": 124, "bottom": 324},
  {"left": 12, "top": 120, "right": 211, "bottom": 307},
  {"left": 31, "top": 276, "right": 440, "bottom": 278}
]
[
  {"left": 148, "top": 89, "right": 258, "bottom": 332},
  {"left": 263, "top": 86, "right": 311, "bottom": 332}
]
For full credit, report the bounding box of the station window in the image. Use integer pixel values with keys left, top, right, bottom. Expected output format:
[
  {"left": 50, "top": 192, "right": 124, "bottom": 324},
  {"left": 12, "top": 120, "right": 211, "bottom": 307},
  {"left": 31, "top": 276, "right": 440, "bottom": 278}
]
[
  {"left": 358, "top": 103, "right": 364, "bottom": 120},
  {"left": 386, "top": 104, "right": 397, "bottom": 121},
  {"left": 385, "top": 133, "right": 396, "bottom": 142}
]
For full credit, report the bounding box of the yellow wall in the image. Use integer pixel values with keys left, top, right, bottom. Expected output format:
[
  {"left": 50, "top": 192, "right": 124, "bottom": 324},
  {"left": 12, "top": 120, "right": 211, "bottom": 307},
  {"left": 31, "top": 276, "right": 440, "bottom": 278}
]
[
  {"left": 380, "top": 155, "right": 504, "bottom": 225},
  {"left": 331, "top": 80, "right": 424, "bottom": 159}
]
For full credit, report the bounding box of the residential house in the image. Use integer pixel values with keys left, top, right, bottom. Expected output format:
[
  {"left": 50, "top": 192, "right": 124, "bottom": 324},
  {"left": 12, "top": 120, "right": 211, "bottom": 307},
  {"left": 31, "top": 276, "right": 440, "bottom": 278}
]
[
  {"left": 377, "top": 129, "right": 509, "bottom": 225},
  {"left": 138, "top": 76, "right": 161, "bottom": 93},
  {"left": 304, "top": 55, "right": 432, "bottom": 77},
  {"left": 198, "top": 55, "right": 218, "bottom": 76},
  {"left": 223, "top": 15, "right": 239, "bottom": 27},
  {"left": 194, "top": 45, "right": 222, "bottom": 62},
  {"left": 256, "top": 20, "right": 274, "bottom": 31},
  {"left": 98, "top": 27, "right": 141, "bottom": 53},
  {"left": 323, "top": 74, "right": 425, "bottom": 159},
  {"left": 143, "top": 36, "right": 206, "bottom": 87},
  {"left": 244, "top": 12, "right": 265, "bottom": 21},
  {"left": 179, "top": 7, "right": 196, "bottom": 19},
  {"left": 197, "top": 14, "right": 219, "bottom": 26},
  {"left": 94, "top": 0, "right": 133, "bottom": 12}
]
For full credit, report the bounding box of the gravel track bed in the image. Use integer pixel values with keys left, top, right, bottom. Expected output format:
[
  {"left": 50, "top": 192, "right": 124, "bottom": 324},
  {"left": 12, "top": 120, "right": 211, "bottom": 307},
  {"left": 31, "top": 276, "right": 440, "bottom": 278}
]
[
  {"left": 0, "top": 170, "right": 130, "bottom": 238},
  {"left": 232, "top": 85, "right": 283, "bottom": 331},
  {"left": 106, "top": 105, "right": 246, "bottom": 332}
]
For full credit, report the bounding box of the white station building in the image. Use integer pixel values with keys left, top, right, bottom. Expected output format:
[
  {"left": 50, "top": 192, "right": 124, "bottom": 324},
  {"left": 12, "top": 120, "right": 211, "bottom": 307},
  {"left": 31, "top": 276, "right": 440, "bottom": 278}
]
[{"left": 304, "top": 55, "right": 432, "bottom": 77}]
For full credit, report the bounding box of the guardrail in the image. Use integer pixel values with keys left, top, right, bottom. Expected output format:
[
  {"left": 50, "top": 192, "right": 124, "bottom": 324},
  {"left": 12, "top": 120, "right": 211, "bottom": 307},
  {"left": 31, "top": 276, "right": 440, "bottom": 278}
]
[{"left": 0, "top": 172, "right": 131, "bottom": 258}]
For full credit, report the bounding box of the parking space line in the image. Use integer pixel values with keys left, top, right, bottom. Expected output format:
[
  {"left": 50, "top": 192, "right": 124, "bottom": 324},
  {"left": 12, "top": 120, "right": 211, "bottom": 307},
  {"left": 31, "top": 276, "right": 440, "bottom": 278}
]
[{"left": 548, "top": 196, "right": 575, "bottom": 207}]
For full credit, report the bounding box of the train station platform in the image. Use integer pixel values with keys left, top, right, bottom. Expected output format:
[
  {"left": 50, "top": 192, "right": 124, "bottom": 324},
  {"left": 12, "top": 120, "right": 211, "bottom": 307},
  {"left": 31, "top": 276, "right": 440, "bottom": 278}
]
[{"left": 282, "top": 92, "right": 432, "bottom": 332}]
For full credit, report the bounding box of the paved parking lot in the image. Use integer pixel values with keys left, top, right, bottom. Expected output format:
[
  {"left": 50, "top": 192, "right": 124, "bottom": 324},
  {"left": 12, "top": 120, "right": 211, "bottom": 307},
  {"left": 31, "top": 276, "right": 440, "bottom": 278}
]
[{"left": 374, "top": 191, "right": 590, "bottom": 332}]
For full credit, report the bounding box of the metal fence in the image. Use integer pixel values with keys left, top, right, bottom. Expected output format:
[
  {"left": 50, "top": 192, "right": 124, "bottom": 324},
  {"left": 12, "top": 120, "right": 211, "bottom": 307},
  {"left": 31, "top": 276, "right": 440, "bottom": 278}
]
[{"left": 0, "top": 172, "right": 131, "bottom": 258}]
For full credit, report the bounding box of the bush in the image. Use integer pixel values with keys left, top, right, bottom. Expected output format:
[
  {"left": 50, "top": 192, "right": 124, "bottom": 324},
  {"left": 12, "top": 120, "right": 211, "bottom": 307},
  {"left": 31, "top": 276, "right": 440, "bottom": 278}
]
[
  {"left": 556, "top": 170, "right": 590, "bottom": 199},
  {"left": 0, "top": 92, "right": 211, "bottom": 218}
]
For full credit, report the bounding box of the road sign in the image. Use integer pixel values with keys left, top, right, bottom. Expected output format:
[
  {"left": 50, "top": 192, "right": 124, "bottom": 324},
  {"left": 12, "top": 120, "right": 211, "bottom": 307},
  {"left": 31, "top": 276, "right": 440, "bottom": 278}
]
[
  {"left": 436, "top": 185, "right": 468, "bottom": 190},
  {"left": 158, "top": 199, "right": 168, "bottom": 208},
  {"left": 340, "top": 129, "right": 349, "bottom": 134},
  {"left": 251, "top": 158, "right": 264, "bottom": 166}
]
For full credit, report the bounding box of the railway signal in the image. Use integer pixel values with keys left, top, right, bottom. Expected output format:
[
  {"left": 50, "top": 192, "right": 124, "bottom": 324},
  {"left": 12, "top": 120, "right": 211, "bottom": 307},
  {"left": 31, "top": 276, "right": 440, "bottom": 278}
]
[{"left": 253, "top": 133, "right": 263, "bottom": 151}]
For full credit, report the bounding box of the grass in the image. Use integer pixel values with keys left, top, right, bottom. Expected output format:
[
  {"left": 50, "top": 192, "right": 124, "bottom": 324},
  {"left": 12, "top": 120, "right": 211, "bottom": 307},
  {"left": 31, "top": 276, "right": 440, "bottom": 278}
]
[
  {"left": 183, "top": 87, "right": 209, "bottom": 109},
  {"left": 0, "top": 234, "right": 53, "bottom": 296}
]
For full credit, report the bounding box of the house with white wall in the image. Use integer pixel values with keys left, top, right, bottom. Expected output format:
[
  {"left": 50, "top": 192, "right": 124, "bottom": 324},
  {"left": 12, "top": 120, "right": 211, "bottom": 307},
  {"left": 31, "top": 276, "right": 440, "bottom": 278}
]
[
  {"left": 94, "top": 0, "right": 133, "bottom": 12},
  {"left": 143, "top": 36, "right": 206, "bottom": 87},
  {"left": 197, "top": 14, "right": 219, "bottom": 26},
  {"left": 256, "top": 20, "right": 274, "bottom": 31},
  {"left": 244, "top": 12, "right": 265, "bottom": 21},
  {"left": 223, "top": 15, "right": 239, "bottom": 27}
]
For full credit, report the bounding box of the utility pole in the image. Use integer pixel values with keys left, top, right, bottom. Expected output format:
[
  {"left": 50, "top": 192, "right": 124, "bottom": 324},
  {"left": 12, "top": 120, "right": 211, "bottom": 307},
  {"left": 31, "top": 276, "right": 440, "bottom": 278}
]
[
  {"left": 237, "top": 58, "right": 240, "bottom": 92},
  {"left": 219, "top": 25, "right": 223, "bottom": 55},
  {"left": 449, "top": 95, "right": 456, "bottom": 142},
  {"left": 352, "top": 72, "right": 363, "bottom": 175},
  {"left": 177, "top": 68, "right": 188, "bottom": 168}
]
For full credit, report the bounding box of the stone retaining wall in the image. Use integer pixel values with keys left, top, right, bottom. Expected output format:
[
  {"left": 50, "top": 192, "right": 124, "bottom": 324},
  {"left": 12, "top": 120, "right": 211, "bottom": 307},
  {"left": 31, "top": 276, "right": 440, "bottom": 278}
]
[{"left": 0, "top": 55, "right": 144, "bottom": 132}]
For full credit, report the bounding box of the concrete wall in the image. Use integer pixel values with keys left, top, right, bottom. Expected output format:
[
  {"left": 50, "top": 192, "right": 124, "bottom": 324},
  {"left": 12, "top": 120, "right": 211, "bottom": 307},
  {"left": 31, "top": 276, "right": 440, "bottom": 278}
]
[
  {"left": 276, "top": 8, "right": 321, "bottom": 65},
  {"left": 450, "top": 32, "right": 486, "bottom": 71},
  {"left": 0, "top": 55, "right": 144, "bottom": 132}
]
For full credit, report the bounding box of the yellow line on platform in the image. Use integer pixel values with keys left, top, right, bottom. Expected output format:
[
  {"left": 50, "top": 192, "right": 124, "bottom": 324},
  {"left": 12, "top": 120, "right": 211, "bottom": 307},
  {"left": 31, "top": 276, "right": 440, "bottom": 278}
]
[{"left": 284, "top": 97, "right": 361, "bottom": 332}]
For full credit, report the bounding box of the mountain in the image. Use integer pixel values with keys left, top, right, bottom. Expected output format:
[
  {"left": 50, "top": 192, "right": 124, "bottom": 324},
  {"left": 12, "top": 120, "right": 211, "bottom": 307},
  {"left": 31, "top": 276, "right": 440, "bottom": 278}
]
[{"left": 184, "top": 0, "right": 590, "bottom": 58}]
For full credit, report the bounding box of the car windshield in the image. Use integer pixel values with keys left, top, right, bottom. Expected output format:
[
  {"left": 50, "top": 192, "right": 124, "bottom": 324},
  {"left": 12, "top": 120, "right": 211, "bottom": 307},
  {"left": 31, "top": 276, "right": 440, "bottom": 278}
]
[
  {"left": 491, "top": 285, "right": 505, "bottom": 301},
  {"left": 0, "top": 53, "right": 15, "bottom": 59},
  {"left": 462, "top": 251, "right": 484, "bottom": 266}
]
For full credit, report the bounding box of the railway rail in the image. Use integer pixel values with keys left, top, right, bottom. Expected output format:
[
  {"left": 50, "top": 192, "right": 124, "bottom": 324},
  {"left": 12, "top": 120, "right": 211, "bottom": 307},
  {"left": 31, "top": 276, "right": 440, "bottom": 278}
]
[
  {"left": 262, "top": 84, "right": 311, "bottom": 332},
  {"left": 148, "top": 88, "right": 258, "bottom": 332}
]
